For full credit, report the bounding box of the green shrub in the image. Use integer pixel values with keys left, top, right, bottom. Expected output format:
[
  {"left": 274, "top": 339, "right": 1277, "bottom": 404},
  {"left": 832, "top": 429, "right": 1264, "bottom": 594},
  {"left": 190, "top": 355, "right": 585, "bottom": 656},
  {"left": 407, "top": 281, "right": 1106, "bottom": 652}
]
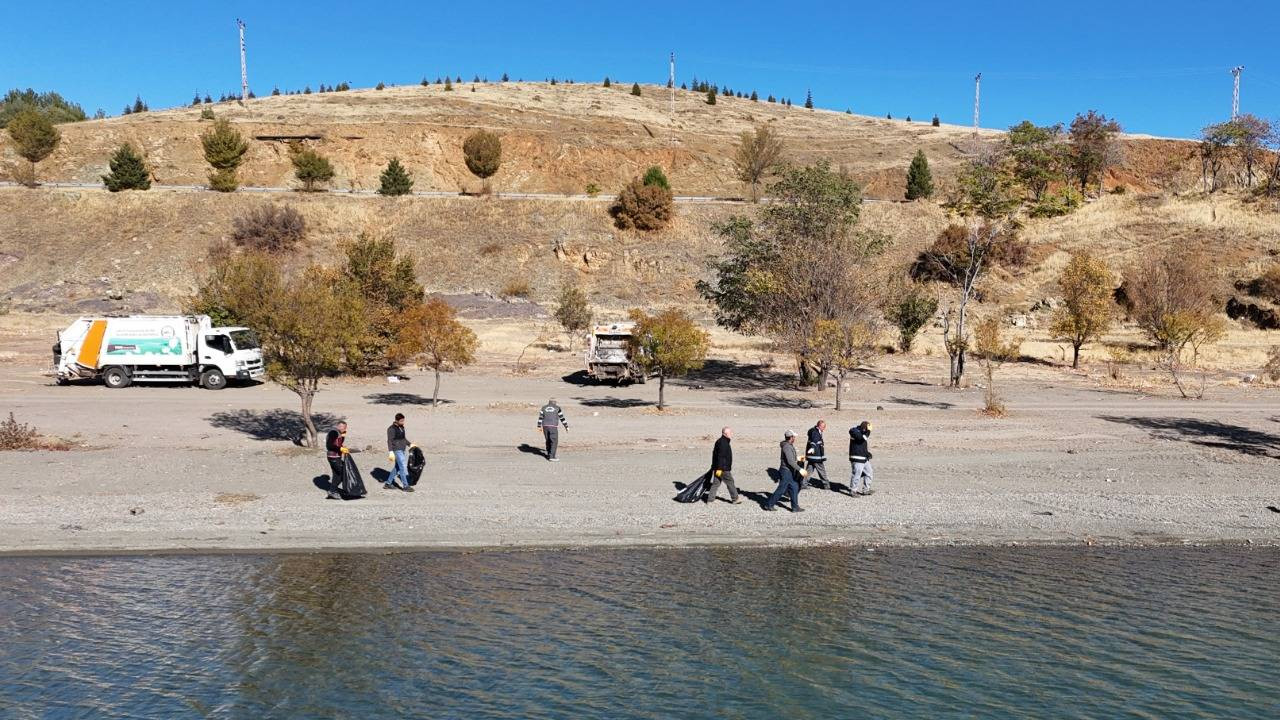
[
  {"left": 642, "top": 165, "right": 670, "bottom": 190},
  {"left": 102, "top": 143, "right": 151, "bottom": 191},
  {"left": 378, "top": 158, "right": 414, "bottom": 196},
  {"left": 290, "top": 147, "right": 335, "bottom": 191},
  {"left": 1029, "top": 186, "right": 1084, "bottom": 218}
]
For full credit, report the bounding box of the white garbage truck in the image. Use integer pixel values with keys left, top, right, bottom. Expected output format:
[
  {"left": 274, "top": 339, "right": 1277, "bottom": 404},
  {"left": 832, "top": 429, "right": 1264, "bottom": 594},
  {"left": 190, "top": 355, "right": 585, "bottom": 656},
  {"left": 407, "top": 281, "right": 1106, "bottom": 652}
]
[
  {"left": 54, "top": 315, "right": 265, "bottom": 389},
  {"left": 584, "top": 321, "right": 646, "bottom": 384}
]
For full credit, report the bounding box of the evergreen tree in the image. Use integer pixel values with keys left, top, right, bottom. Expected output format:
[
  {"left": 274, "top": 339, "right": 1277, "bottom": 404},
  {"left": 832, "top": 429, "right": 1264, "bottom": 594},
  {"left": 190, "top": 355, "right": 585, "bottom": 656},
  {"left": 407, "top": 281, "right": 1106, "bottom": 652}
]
[
  {"left": 291, "top": 147, "right": 335, "bottom": 191},
  {"left": 122, "top": 105, "right": 131, "bottom": 115},
  {"left": 680, "top": 82, "right": 687, "bottom": 90},
  {"left": 473, "top": 74, "right": 481, "bottom": 82},
  {"left": 455, "top": 75, "right": 462, "bottom": 83},
  {"left": 444, "top": 77, "right": 453, "bottom": 91},
  {"left": 502, "top": 72, "right": 509, "bottom": 82},
  {"left": 192, "top": 92, "right": 202, "bottom": 106},
  {"left": 200, "top": 118, "right": 249, "bottom": 192},
  {"left": 6, "top": 109, "right": 60, "bottom": 185},
  {"left": 603, "top": 77, "right": 611, "bottom": 87},
  {"left": 271, "top": 87, "right": 280, "bottom": 96},
  {"left": 750, "top": 90, "right": 758, "bottom": 101},
  {"left": 204, "top": 94, "right": 213, "bottom": 103},
  {"left": 886, "top": 112, "right": 892, "bottom": 119},
  {"left": 378, "top": 158, "right": 414, "bottom": 196},
  {"left": 247, "top": 90, "right": 256, "bottom": 99},
  {"left": 706, "top": 86, "right": 716, "bottom": 105},
  {"left": 435, "top": 77, "right": 442, "bottom": 84},
  {"left": 303, "top": 86, "right": 311, "bottom": 95},
  {"left": 846, "top": 109, "right": 852, "bottom": 114},
  {"left": 421, "top": 77, "right": 429, "bottom": 86},
  {"left": 642, "top": 165, "right": 671, "bottom": 190},
  {"left": 376, "top": 81, "right": 386, "bottom": 90},
  {"left": 905, "top": 150, "right": 934, "bottom": 200},
  {"left": 767, "top": 95, "right": 776, "bottom": 103},
  {"left": 550, "top": 78, "right": 558, "bottom": 86},
  {"left": 132, "top": 96, "right": 147, "bottom": 113},
  {"left": 630, "top": 82, "right": 641, "bottom": 96},
  {"left": 906, "top": 115, "right": 912, "bottom": 122},
  {"left": 804, "top": 90, "right": 814, "bottom": 109},
  {"left": 102, "top": 143, "right": 151, "bottom": 191}
]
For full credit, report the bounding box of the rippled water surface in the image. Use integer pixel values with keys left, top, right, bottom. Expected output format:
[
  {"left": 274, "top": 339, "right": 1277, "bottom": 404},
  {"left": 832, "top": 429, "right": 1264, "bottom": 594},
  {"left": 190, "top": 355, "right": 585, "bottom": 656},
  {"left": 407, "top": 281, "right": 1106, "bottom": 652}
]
[{"left": 1, "top": 546, "right": 1277, "bottom": 719}]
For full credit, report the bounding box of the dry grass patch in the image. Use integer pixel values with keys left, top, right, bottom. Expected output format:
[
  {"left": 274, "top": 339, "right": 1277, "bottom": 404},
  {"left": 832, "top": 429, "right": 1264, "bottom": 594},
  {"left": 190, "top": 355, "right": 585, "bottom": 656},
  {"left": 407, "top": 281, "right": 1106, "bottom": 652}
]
[
  {"left": 214, "top": 492, "right": 262, "bottom": 505},
  {"left": 0, "top": 412, "right": 77, "bottom": 451}
]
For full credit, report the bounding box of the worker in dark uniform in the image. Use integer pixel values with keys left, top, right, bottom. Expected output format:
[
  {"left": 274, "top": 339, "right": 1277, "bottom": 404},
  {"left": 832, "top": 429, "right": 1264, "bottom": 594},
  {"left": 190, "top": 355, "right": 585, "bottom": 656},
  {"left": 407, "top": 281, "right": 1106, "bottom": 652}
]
[
  {"left": 764, "top": 430, "right": 807, "bottom": 512},
  {"left": 805, "top": 420, "right": 830, "bottom": 490},
  {"left": 704, "top": 427, "right": 741, "bottom": 504},
  {"left": 324, "top": 421, "right": 349, "bottom": 500},
  {"left": 849, "top": 420, "right": 875, "bottom": 496},
  {"left": 537, "top": 398, "right": 569, "bottom": 461}
]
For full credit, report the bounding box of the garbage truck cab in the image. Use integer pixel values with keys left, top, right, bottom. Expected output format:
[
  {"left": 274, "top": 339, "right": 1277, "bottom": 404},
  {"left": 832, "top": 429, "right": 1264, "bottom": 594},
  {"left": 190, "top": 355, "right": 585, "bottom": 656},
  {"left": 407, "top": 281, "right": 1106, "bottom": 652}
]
[
  {"left": 585, "top": 321, "right": 646, "bottom": 385},
  {"left": 55, "top": 315, "right": 265, "bottom": 390}
]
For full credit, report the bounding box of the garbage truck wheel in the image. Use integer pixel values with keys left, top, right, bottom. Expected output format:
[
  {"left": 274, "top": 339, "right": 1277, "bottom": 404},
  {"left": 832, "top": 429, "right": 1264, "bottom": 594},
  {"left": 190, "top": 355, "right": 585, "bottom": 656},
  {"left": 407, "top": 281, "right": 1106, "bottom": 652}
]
[
  {"left": 200, "top": 368, "right": 227, "bottom": 390},
  {"left": 103, "top": 367, "right": 131, "bottom": 389}
]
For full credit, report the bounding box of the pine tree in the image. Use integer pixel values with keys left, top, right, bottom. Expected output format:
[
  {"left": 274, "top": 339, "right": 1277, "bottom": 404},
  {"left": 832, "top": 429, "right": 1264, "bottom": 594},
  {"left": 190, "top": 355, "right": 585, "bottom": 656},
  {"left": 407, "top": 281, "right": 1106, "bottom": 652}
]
[
  {"left": 680, "top": 82, "right": 687, "bottom": 90},
  {"left": 303, "top": 86, "right": 311, "bottom": 95},
  {"left": 204, "top": 94, "right": 213, "bottom": 104},
  {"left": 421, "top": 77, "right": 429, "bottom": 86},
  {"left": 132, "top": 96, "right": 146, "bottom": 113},
  {"left": 455, "top": 75, "right": 462, "bottom": 83},
  {"left": 767, "top": 95, "right": 776, "bottom": 103},
  {"left": 376, "top": 81, "right": 386, "bottom": 90},
  {"left": 502, "top": 72, "right": 509, "bottom": 82},
  {"left": 905, "top": 150, "right": 934, "bottom": 200},
  {"left": 906, "top": 115, "right": 912, "bottom": 122},
  {"left": 630, "top": 82, "right": 641, "bottom": 96},
  {"left": 804, "top": 90, "right": 814, "bottom": 109},
  {"left": 102, "top": 143, "right": 151, "bottom": 191},
  {"left": 192, "top": 92, "right": 202, "bottom": 106},
  {"left": 444, "top": 77, "right": 453, "bottom": 91},
  {"left": 271, "top": 87, "right": 280, "bottom": 96},
  {"left": 932, "top": 114, "right": 940, "bottom": 127},
  {"left": 473, "top": 74, "right": 481, "bottom": 83},
  {"left": 706, "top": 87, "right": 716, "bottom": 105},
  {"left": 886, "top": 112, "right": 892, "bottom": 119},
  {"left": 603, "top": 77, "right": 611, "bottom": 88},
  {"left": 291, "top": 147, "right": 335, "bottom": 191},
  {"left": 378, "top": 158, "right": 414, "bottom": 196},
  {"left": 750, "top": 90, "right": 758, "bottom": 101}
]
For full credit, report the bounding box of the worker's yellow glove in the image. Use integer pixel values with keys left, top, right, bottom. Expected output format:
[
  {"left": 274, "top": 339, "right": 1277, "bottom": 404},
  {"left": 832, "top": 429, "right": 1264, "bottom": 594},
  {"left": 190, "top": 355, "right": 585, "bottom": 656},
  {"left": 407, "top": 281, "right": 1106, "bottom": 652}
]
[
  {"left": 387, "top": 452, "right": 395, "bottom": 462},
  {"left": 339, "top": 447, "right": 349, "bottom": 455},
  {"left": 799, "top": 469, "right": 808, "bottom": 478},
  {"left": 714, "top": 470, "right": 723, "bottom": 478}
]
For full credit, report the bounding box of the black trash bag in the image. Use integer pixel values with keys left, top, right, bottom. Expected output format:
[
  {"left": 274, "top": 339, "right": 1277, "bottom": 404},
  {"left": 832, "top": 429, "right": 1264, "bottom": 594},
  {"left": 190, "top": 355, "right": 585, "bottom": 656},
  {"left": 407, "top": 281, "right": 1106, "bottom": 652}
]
[
  {"left": 675, "top": 472, "right": 710, "bottom": 503},
  {"left": 341, "top": 454, "right": 368, "bottom": 499},
  {"left": 407, "top": 446, "right": 426, "bottom": 486}
]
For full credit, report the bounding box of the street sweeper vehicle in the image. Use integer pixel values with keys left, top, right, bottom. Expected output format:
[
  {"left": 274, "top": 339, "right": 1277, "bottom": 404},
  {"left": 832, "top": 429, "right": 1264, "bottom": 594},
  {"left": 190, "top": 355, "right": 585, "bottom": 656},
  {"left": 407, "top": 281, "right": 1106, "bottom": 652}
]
[{"left": 54, "top": 315, "right": 265, "bottom": 389}]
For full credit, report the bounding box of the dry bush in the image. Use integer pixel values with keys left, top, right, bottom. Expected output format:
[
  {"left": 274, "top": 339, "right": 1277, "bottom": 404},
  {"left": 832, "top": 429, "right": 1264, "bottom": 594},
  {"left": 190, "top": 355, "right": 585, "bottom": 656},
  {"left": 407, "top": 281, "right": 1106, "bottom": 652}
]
[
  {"left": 610, "top": 178, "right": 674, "bottom": 231},
  {"left": 500, "top": 277, "right": 532, "bottom": 299},
  {"left": 1265, "top": 346, "right": 1280, "bottom": 382},
  {"left": 230, "top": 205, "right": 307, "bottom": 253},
  {"left": 911, "top": 223, "right": 1029, "bottom": 284},
  {"left": 0, "top": 412, "right": 72, "bottom": 451},
  {"left": 1250, "top": 265, "right": 1280, "bottom": 304},
  {"left": 0, "top": 412, "right": 39, "bottom": 450}
]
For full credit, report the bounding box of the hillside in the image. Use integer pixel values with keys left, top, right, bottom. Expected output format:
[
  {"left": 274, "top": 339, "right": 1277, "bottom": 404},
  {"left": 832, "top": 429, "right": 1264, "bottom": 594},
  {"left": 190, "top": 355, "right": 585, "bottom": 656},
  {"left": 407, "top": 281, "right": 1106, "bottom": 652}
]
[
  {"left": 2, "top": 82, "right": 1278, "bottom": 373},
  {"left": 0, "top": 82, "right": 1198, "bottom": 198}
]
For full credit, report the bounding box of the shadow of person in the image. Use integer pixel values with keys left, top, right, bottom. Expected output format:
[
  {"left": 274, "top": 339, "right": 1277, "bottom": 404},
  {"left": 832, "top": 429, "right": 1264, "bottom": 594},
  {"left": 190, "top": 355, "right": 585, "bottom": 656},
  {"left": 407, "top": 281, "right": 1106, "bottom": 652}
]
[
  {"left": 312, "top": 475, "right": 331, "bottom": 492},
  {"left": 370, "top": 467, "right": 392, "bottom": 485},
  {"left": 517, "top": 443, "right": 548, "bottom": 459}
]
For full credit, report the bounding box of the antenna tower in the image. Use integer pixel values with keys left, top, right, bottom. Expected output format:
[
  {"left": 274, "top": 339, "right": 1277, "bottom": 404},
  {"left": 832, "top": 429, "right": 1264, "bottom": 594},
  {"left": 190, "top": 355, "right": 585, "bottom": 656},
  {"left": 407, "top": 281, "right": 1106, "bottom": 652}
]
[
  {"left": 972, "top": 73, "right": 981, "bottom": 133},
  {"left": 1231, "top": 66, "right": 1243, "bottom": 119},
  {"left": 237, "top": 19, "right": 249, "bottom": 102}
]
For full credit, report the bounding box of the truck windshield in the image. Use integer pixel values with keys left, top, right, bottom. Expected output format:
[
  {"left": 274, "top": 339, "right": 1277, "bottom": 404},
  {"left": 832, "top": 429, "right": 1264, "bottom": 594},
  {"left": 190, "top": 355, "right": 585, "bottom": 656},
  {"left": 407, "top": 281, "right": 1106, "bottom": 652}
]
[{"left": 230, "top": 330, "right": 260, "bottom": 350}]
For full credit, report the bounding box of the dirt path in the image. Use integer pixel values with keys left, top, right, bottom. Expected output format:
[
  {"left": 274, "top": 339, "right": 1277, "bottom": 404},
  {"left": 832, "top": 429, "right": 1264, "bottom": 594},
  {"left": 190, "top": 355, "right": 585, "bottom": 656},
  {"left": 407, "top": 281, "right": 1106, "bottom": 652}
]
[{"left": 1, "top": 347, "right": 1277, "bottom": 555}]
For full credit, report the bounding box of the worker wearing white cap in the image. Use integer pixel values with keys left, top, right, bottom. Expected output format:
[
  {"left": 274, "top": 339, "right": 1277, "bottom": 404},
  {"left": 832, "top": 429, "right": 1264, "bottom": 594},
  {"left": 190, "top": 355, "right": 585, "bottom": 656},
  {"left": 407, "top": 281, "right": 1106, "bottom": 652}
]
[{"left": 763, "top": 429, "right": 807, "bottom": 512}]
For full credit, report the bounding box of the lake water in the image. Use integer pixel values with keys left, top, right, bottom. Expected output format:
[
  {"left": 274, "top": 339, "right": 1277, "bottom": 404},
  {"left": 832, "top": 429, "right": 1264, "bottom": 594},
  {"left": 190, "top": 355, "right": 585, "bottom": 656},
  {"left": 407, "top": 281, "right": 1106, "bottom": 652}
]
[{"left": 1, "top": 546, "right": 1276, "bottom": 719}]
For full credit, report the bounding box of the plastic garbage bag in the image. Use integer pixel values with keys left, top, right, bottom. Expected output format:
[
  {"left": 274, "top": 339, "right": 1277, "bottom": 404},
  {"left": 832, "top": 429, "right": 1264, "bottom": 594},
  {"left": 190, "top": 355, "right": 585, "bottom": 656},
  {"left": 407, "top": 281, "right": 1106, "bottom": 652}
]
[
  {"left": 408, "top": 446, "right": 426, "bottom": 486},
  {"left": 675, "top": 472, "right": 710, "bottom": 503},
  {"left": 341, "top": 454, "right": 368, "bottom": 499}
]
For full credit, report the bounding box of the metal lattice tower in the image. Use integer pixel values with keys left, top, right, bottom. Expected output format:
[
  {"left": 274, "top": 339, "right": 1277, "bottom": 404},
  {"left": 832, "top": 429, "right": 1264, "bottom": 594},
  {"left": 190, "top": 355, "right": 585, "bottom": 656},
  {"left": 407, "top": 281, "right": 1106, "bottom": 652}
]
[
  {"left": 237, "top": 19, "right": 249, "bottom": 102},
  {"left": 1231, "top": 66, "right": 1243, "bottom": 119},
  {"left": 972, "top": 73, "right": 982, "bottom": 133}
]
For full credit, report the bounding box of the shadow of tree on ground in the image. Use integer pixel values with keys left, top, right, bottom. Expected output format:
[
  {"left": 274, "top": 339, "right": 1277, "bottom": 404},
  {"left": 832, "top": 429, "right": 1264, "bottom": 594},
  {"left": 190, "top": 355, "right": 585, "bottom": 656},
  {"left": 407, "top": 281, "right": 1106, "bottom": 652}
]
[
  {"left": 364, "top": 393, "right": 453, "bottom": 406},
  {"left": 1098, "top": 415, "right": 1280, "bottom": 459},
  {"left": 208, "top": 408, "right": 341, "bottom": 444}
]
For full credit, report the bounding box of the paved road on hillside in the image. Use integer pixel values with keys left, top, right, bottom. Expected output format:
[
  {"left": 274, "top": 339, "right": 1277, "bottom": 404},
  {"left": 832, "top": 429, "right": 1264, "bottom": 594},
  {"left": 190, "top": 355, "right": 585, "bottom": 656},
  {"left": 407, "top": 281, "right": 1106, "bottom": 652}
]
[{"left": 0, "top": 180, "right": 900, "bottom": 204}]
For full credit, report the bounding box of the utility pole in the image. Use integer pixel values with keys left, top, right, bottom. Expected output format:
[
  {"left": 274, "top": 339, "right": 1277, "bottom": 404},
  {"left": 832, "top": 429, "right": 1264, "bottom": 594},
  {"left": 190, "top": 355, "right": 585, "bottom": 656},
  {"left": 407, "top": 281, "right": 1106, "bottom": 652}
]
[
  {"left": 669, "top": 52, "right": 676, "bottom": 118},
  {"left": 1231, "top": 65, "right": 1243, "bottom": 120},
  {"left": 237, "top": 19, "right": 249, "bottom": 103},
  {"left": 972, "top": 73, "right": 981, "bottom": 133}
]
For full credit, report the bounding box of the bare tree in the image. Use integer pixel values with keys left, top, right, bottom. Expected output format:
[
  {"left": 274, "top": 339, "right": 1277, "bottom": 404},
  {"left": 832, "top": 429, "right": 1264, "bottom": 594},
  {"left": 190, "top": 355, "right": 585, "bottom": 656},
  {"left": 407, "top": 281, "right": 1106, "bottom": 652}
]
[{"left": 733, "top": 124, "right": 785, "bottom": 202}]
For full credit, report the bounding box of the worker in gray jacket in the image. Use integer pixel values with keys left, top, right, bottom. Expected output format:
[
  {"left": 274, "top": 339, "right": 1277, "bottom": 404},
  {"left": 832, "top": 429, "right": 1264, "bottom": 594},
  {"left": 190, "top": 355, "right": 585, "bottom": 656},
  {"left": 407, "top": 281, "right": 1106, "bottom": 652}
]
[
  {"left": 763, "top": 430, "right": 807, "bottom": 512},
  {"left": 537, "top": 398, "right": 569, "bottom": 461},
  {"left": 849, "top": 420, "right": 874, "bottom": 496}
]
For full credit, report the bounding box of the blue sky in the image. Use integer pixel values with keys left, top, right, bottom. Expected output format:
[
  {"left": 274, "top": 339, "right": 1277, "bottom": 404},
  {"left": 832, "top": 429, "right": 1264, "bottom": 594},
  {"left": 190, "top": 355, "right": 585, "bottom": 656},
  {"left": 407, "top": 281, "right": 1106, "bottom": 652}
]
[{"left": 7, "top": 1, "right": 1280, "bottom": 138}]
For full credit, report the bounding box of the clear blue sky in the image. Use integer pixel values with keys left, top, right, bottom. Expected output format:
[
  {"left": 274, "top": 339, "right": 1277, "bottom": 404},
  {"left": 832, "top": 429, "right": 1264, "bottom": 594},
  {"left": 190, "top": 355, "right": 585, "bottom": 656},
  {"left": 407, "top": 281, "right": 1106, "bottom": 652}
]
[{"left": 8, "top": 1, "right": 1280, "bottom": 138}]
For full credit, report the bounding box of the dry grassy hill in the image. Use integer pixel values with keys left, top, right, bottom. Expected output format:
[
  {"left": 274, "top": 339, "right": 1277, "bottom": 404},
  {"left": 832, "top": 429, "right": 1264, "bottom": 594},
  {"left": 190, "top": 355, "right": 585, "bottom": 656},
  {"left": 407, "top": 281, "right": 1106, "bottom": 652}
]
[
  {"left": 2, "top": 82, "right": 1278, "bottom": 372},
  {"left": 0, "top": 82, "right": 1198, "bottom": 198}
]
